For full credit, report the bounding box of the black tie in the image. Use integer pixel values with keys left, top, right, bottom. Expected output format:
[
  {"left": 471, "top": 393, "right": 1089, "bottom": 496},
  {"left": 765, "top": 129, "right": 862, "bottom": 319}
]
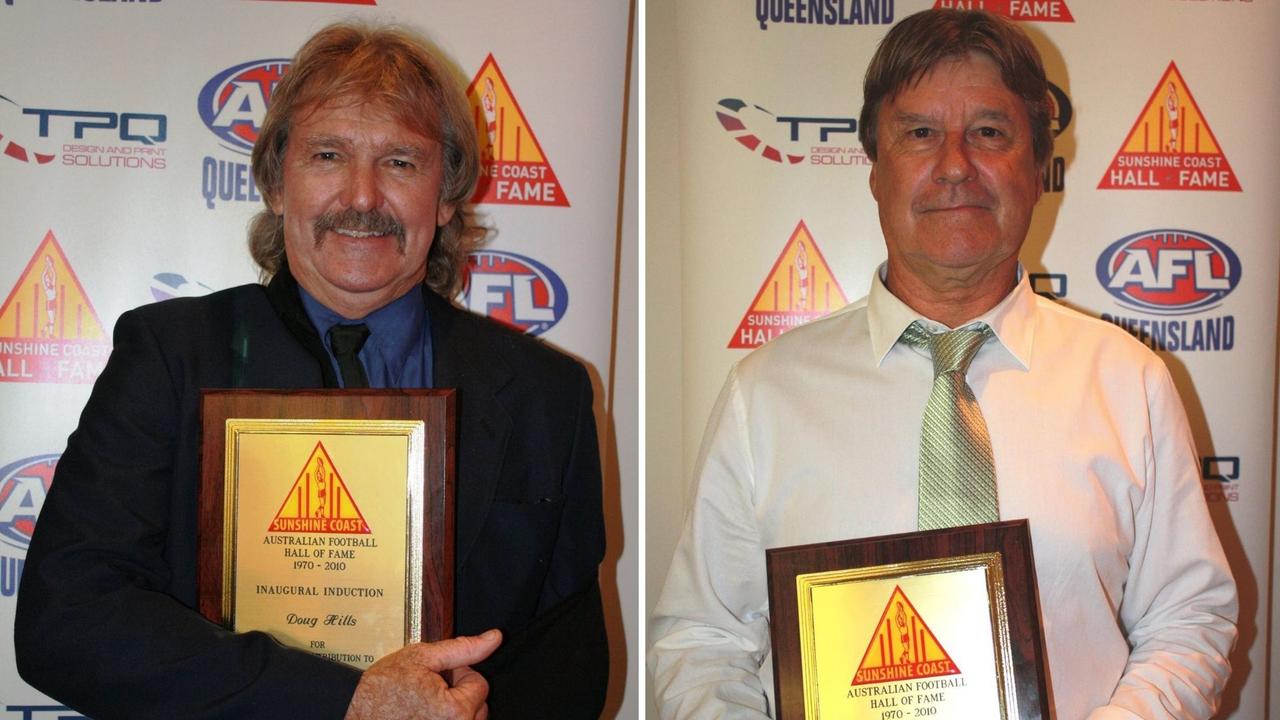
[{"left": 328, "top": 323, "right": 370, "bottom": 388}]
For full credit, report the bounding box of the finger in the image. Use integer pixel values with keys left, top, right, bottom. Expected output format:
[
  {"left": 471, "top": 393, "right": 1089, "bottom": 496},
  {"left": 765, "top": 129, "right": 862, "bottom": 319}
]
[
  {"left": 448, "top": 663, "right": 484, "bottom": 689},
  {"left": 475, "top": 702, "right": 489, "bottom": 720},
  {"left": 448, "top": 664, "right": 490, "bottom": 711},
  {"left": 419, "top": 629, "right": 503, "bottom": 672}
]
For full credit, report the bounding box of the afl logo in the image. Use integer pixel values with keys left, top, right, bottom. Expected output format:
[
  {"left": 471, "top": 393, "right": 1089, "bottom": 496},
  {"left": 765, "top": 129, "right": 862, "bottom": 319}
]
[
  {"left": 197, "top": 59, "right": 290, "bottom": 155},
  {"left": 0, "top": 454, "right": 57, "bottom": 552},
  {"left": 1096, "top": 229, "right": 1240, "bottom": 314},
  {"left": 463, "top": 251, "right": 568, "bottom": 336}
]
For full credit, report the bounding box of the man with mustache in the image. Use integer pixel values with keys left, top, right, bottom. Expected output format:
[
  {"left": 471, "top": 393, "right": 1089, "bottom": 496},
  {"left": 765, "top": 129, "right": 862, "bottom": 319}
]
[
  {"left": 17, "top": 22, "right": 606, "bottom": 720},
  {"left": 650, "top": 9, "right": 1236, "bottom": 720}
]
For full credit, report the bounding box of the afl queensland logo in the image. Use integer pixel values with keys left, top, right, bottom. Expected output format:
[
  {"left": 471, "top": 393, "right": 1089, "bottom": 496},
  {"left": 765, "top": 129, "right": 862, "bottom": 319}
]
[
  {"left": 464, "top": 251, "right": 568, "bottom": 336},
  {"left": 0, "top": 454, "right": 57, "bottom": 552},
  {"left": 1096, "top": 229, "right": 1240, "bottom": 314},
  {"left": 197, "top": 59, "right": 290, "bottom": 155}
]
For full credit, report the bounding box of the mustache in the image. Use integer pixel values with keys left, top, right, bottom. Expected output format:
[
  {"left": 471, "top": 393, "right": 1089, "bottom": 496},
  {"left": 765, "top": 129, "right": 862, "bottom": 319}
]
[
  {"left": 915, "top": 188, "right": 995, "bottom": 212},
  {"left": 312, "top": 209, "right": 407, "bottom": 251}
]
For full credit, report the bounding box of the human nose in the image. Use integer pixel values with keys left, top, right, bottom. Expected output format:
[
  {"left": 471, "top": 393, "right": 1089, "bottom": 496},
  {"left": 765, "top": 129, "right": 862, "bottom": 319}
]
[
  {"left": 342, "top": 162, "right": 383, "bottom": 211},
  {"left": 933, "top": 135, "right": 976, "bottom": 185}
]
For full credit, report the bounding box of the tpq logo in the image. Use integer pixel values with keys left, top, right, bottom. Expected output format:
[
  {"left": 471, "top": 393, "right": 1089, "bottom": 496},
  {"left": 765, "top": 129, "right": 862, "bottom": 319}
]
[
  {"left": 197, "top": 59, "right": 289, "bottom": 155},
  {"left": 24, "top": 108, "right": 165, "bottom": 145},
  {"left": 715, "top": 98, "right": 861, "bottom": 166},
  {"left": 0, "top": 454, "right": 57, "bottom": 552},
  {"left": 1095, "top": 229, "right": 1240, "bottom": 314},
  {"left": 463, "top": 251, "right": 568, "bottom": 336},
  {"left": 1, "top": 92, "right": 168, "bottom": 169}
]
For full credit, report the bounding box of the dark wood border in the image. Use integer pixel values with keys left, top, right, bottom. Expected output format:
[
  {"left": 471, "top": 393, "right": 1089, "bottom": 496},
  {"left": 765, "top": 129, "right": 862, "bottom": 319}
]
[
  {"left": 197, "top": 389, "right": 455, "bottom": 645},
  {"left": 766, "top": 519, "right": 1049, "bottom": 719}
]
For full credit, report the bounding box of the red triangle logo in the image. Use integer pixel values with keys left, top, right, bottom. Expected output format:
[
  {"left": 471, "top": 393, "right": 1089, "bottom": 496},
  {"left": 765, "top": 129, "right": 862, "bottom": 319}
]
[
  {"left": 932, "top": 0, "right": 1073, "bottom": 22},
  {"left": 466, "top": 55, "right": 569, "bottom": 207},
  {"left": 268, "top": 442, "right": 372, "bottom": 534},
  {"left": 728, "top": 221, "right": 848, "bottom": 349},
  {"left": 0, "top": 231, "right": 110, "bottom": 384},
  {"left": 1098, "top": 62, "right": 1240, "bottom": 191},
  {"left": 851, "top": 585, "right": 962, "bottom": 686}
]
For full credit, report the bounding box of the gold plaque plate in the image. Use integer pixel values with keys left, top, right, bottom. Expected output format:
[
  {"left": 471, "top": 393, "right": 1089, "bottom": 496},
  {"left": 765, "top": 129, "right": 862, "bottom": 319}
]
[
  {"left": 796, "top": 554, "right": 1012, "bottom": 719},
  {"left": 224, "top": 419, "right": 423, "bottom": 668}
]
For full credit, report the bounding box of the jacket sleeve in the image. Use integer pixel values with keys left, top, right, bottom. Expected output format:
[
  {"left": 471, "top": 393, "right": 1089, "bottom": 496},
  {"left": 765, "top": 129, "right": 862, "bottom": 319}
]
[
  {"left": 479, "top": 360, "right": 609, "bottom": 719},
  {"left": 15, "top": 308, "right": 361, "bottom": 720}
]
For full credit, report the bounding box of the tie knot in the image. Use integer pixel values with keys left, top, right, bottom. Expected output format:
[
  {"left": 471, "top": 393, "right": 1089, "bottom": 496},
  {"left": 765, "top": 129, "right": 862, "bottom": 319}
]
[
  {"left": 902, "top": 321, "right": 990, "bottom": 376},
  {"left": 328, "top": 323, "right": 371, "bottom": 389},
  {"left": 328, "top": 323, "right": 370, "bottom": 356}
]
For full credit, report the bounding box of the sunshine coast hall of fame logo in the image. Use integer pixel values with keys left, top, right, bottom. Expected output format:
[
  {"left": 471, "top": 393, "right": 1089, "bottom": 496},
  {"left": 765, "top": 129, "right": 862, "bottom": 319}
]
[
  {"left": 933, "top": 0, "right": 1074, "bottom": 21},
  {"left": 466, "top": 55, "right": 568, "bottom": 207},
  {"left": 197, "top": 58, "right": 289, "bottom": 209},
  {"left": 729, "top": 221, "right": 848, "bottom": 349},
  {"left": 268, "top": 442, "right": 371, "bottom": 535},
  {"left": 462, "top": 250, "right": 568, "bottom": 336},
  {"left": 851, "top": 586, "right": 961, "bottom": 687},
  {"left": 0, "top": 232, "right": 110, "bottom": 383},
  {"left": 1099, "top": 62, "right": 1239, "bottom": 191}
]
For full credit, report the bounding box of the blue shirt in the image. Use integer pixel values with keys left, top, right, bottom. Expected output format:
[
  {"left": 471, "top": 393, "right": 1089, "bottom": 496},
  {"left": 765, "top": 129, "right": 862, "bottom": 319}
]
[{"left": 299, "top": 285, "right": 433, "bottom": 389}]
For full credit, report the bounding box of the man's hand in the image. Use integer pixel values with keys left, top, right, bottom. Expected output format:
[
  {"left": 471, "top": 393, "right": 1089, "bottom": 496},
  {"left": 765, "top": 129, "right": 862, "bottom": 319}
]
[{"left": 345, "top": 629, "right": 502, "bottom": 720}]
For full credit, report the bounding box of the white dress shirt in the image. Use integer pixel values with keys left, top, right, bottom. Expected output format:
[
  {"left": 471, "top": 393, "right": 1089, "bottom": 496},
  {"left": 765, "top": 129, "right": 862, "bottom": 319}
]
[{"left": 650, "top": 267, "right": 1237, "bottom": 720}]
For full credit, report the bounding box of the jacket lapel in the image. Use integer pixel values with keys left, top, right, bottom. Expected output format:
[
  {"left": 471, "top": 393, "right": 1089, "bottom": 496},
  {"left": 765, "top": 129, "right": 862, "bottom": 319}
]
[
  {"left": 425, "top": 290, "right": 513, "bottom": 569},
  {"left": 256, "top": 263, "right": 338, "bottom": 388}
]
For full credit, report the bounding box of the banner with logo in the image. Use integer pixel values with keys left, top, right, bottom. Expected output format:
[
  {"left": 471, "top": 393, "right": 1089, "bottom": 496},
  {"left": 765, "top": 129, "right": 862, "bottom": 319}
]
[
  {"left": 649, "top": 0, "right": 1277, "bottom": 717},
  {"left": 0, "top": 1, "right": 634, "bottom": 717}
]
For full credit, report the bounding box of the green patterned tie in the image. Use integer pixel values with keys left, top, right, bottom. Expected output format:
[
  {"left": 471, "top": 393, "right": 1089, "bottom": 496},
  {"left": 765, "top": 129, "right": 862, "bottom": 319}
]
[{"left": 902, "top": 321, "right": 999, "bottom": 531}]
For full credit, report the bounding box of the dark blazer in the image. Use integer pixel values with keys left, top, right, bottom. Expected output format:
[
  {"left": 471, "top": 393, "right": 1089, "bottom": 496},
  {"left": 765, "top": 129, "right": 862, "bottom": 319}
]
[{"left": 16, "top": 267, "right": 607, "bottom": 719}]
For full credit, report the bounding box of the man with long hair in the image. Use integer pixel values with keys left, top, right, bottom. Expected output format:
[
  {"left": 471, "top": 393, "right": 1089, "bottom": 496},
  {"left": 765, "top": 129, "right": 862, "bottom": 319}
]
[{"left": 18, "top": 23, "right": 607, "bottom": 719}]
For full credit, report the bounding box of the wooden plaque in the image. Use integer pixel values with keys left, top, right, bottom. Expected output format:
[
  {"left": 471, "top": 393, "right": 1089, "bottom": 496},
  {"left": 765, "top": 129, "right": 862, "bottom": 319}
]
[
  {"left": 766, "top": 520, "right": 1050, "bottom": 719},
  {"left": 198, "top": 390, "right": 454, "bottom": 669}
]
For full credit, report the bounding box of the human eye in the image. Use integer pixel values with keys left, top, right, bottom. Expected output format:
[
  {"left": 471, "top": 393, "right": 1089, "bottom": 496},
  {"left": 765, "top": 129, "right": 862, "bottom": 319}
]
[
  {"left": 969, "top": 117, "right": 1013, "bottom": 146},
  {"left": 312, "top": 150, "right": 340, "bottom": 162},
  {"left": 389, "top": 158, "right": 416, "bottom": 170},
  {"left": 909, "top": 127, "right": 934, "bottom": 139},
  {"left": 974, "top": 125, "right": 1009, "bottom": 140}
]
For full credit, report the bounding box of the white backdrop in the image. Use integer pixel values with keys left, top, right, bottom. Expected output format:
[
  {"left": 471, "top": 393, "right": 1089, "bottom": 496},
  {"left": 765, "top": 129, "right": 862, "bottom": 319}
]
[
  {"left": 647, "top": 0, "right": 1277, "bottom": 718},
  {"left": 0, "top": 1, "right": 637, "bottom": 717}
]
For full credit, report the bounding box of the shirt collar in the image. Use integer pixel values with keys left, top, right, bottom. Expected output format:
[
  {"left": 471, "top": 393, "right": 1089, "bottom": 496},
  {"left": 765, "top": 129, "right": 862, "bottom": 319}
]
[{"left": 867, "top": 262, "right": 1037, "bottom": 371}]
